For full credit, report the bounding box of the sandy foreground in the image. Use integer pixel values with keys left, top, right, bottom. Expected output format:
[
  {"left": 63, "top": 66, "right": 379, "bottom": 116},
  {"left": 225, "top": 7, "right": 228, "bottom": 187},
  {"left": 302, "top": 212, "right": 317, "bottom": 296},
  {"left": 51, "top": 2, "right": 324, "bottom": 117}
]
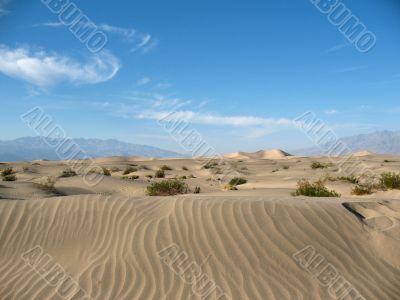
[{"left": 0, "top": 152, "right": 399, "bottom": 299}]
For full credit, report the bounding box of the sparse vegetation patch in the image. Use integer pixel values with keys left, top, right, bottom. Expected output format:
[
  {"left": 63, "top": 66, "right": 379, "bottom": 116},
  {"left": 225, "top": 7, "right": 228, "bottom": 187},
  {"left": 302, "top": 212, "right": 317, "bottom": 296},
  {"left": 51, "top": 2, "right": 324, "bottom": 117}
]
[
  {"left": 146, "top": 180, "right": 189, "bottom": 196},
  {"left": 123, "top": 167, "right": 138, "bottom": 175},
  {"left": 380, "top": 172, "right": 400, "bottom": 190},
  {"left": 60, "top": 168, "right": 77, "bottom": 178},
  {"left": 292, "top": 179, "right": 340, "bottom": 197},
  {"left": 155, "top": 169, "right": 165, "bottom": 178}
]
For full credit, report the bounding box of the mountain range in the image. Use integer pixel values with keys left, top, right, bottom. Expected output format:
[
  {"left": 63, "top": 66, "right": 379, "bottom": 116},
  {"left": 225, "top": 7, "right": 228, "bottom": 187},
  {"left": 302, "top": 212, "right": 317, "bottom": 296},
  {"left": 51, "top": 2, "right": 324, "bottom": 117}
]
[
  {"left": 295, "top": 130, "right": 400, "bottom": 156},
  {"left": 0, "top": 137, "right": 184, "bottom": 162}
]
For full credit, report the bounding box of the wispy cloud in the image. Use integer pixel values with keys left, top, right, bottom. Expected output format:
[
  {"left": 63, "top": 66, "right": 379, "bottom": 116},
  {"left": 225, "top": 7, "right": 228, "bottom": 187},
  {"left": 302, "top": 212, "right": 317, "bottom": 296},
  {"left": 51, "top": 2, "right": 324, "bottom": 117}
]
[
  {"left": 323, "top": 109, "right": 338, "bottom": 115},
  {"left": 137, "top": 76, "right": 151, "bottom": 86},
  {"left": 333, "top": 65, "right": 369, "bottom": 74},
  {"left": 0, "top": 0, "right": 10, "bottom": 17},
  {"left": 36, "top": 22, "right": 156, "bottom": 53},
  {"left": 0, "top": 45, "right": 120, "bottom": 87},
  {"left": 326, "top": 43, "right": 349, "bottom": 53},
  {"left": 137, "top": 110, "right": 293, "bottom": 128}
]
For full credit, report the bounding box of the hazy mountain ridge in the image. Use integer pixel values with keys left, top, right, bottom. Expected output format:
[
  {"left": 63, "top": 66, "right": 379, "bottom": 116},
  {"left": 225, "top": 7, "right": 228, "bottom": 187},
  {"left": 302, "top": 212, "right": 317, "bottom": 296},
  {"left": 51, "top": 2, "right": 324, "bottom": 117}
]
[
  {"left": 0, "top": 137, "right": 184, "bottom": 162},
  {"left": 295, "top": 130, "right": 400, "bottom": 156}
]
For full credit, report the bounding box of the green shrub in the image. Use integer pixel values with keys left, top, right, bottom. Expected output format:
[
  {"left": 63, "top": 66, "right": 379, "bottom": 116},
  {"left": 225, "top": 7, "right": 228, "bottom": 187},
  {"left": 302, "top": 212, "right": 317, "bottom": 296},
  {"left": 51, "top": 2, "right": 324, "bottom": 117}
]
[
  {"left": 146, "top": 180, "right": 189, "bottom": 196},
  {"left": 102, "top": 167, "right": 111, "bottom": 176},
  {"left": 194, "top": 186, "right": 201, "bottom": 194},
  {"left": 311, "top": 162, "right": 328, "bottom": 169},
  {"left": 203, "top": 161, "right": 218, "bottom": 169},
  {"left": 1, "top": 168, "right": 14, "bottom": 177},
  {"left": 224, "top": 184, "right": 238, "bottom": 190},
  {"left": 110, "top": 166, "right": 121, "bottom": 172},
  {"left": 380, "top": 172, "right": 400, "bottom": 189},
  {"left": 229, "top": 177, "right": 247, "bottom": 186},
  {"left": 160, "top": 165, "right": 173, "bottom": 171},
  {"left": 123, "top": 167, "right": 138, "bottom": 175},
  {"left": 38, "top": 176, "right": 57, "bottom": 191},
  {"left": 2, "top": 174, "right": 17, "bottom": 181},
  {"left": 155, "top": 169, "right": 165, "bottom": 178},
  {"left": 293, "top": 179, "right": 340, "bottom": 197},
  {"left": 326, "top": 175, "right": 360, "bottom": 184},
  {"left": 60, "top": 168, "right": 77, "bottom": 178},
  {"left": 123, "top": 175, "right": 139, "bottom": 180},
  {"left": 351, "top": 185, "right": 373, "bottom": 195}
]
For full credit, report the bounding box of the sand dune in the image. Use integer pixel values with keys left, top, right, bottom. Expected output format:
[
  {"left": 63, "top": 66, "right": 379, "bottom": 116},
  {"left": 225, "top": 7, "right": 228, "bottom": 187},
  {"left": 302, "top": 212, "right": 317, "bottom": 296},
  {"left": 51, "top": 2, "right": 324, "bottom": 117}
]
[
  {"left": 0, "top": 195, "right": 399, "bottom": 299},
  {"left": 352, "top": 151, "right": 374, "bottom": 157},
  {"left": 224, "top": 149, "right": 293, "bottom": 160},
  {"left": 0, "top": 155, "right": 400, "bottom": 299}
]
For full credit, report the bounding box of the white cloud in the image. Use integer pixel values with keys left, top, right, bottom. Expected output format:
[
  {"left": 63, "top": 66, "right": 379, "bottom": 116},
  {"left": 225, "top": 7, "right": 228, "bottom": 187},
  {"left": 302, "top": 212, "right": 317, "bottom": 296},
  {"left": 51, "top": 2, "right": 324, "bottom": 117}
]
[
  {"left": 137, "top": 76, "right": 151, "bottom": 86},
  {"left": 0, "top": 0, "right": 10, "bottom": 17},
  {"left": 0, "top": 45, "right": 120, "bottom": 87},
  {"left": 98, "top": 24, "right": 137, "bottom": 42},
  {"left": 137, "top": 110, "right": 293, "bottom": 128},
  {"left": 36, "top": 22, "right": 156, "bottom": 53},
  {"left": 324, "top": 109, "right": 337, "bottom": 115},
  {"left": 326, "top": 43, "right": 349, "bottom": 53}
]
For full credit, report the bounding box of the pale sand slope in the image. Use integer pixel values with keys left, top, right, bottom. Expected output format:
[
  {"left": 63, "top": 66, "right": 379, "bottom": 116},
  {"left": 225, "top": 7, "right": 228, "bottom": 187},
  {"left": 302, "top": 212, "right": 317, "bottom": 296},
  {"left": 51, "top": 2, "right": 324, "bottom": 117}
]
[
  {"left": 4, "top": 153, "right": 400, "bottom": 200},
  {"left": 0, "top": 195, "right": 399, "bottom": 300}
]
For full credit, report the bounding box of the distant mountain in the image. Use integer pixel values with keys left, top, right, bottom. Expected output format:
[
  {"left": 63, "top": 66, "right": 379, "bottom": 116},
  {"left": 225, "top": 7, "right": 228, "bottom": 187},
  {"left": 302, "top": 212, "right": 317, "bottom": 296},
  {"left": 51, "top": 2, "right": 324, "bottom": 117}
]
[
  {"left": 294, "top": 130, "right": 400, "bottom": 156},
  {"left": 0, "top": 137, "right": 185, "bottom": 162}
]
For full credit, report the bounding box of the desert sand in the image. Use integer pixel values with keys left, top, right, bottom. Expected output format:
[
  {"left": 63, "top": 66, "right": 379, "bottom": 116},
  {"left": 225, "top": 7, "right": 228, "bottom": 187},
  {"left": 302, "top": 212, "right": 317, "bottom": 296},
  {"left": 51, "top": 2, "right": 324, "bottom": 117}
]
[{"left": 0, "top": 151, "right": 399, "bottom": 299}]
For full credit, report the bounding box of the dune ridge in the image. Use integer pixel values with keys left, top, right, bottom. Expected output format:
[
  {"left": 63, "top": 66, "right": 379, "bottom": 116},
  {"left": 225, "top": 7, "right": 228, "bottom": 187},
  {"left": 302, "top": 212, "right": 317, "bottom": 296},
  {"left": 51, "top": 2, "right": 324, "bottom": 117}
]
[
  {"left": 224, "top": 149, "right": 293, "bottom": 160},
  {"left": 0, "top": 195, "right": 399, "bottom": 299}
]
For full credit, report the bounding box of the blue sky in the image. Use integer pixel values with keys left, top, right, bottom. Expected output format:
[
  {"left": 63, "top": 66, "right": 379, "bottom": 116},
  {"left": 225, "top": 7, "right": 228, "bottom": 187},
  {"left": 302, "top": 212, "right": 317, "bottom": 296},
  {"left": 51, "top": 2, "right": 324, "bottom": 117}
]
[{"left": 0, "top": 0, "right": 399, "bottom": 153}]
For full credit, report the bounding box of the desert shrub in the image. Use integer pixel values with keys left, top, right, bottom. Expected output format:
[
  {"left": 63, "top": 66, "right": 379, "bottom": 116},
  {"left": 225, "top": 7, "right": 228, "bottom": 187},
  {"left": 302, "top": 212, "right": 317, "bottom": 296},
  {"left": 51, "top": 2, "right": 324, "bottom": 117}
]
[
  {"left": 272, "top": 169, "right": 279, "bottom": 173},
  {"left": 293, "top": 179, "right": 340, "bottom": 197},
  {"left": 22, "top": 166, "right": 30, "bottom": 172},
  {"left": 224, "top": 184, "right": 238, "bottom": 190},
  {"left": 203, "top": 161, "right": 218, "bottom": 169},
  {"left": 229, "top": 177, "right": 247, "bottom": 186},
  {"left": 102, "top": 167, "right": 111, "bottom": 176},
  {"left": 60, "top": 168, "right": 77, "bottom": 178},
  {"left": 160, "top": 165, "right": 173, "bottom": 171},
  {"left": 188, "top": 174, "right": 196, "bottom": 179},
  {"left": 194, "top": 186, "right": 201, "bottom": 194},
  {"left": 380, "top": 172, "right": 400, "bottom": 189},
  {"left": 1, "top": 168, "right": 14, "bottom": 177},
  {"left": 182, "top": 166, "right": 189, "bottom": 171},
  {"left": 342, "top": 176, "right": 359, "bottom": 184},
  {"left": 146, "top": 180, "right": 189, "bottom": 196},
  {"left": 311, "top": 162, "right": 328, "bottom": 169},
  {"left": 331, "top": 176, "right": 359, "bottom": 184},
  {"left": 351, "top": 185, "right": 373, "bottom": 195},
  {"left": 123, "top": 175, "right": 139, "bottom": 180},
  {"left": 146, "top": 175, "right": 153, "bottom": 179},
  {"left": 282, "top": 165, "right": 290, "bottom": 170},
  {"left": 2, "top": 174, "right": 17, "bottom": 181},
  {"left": 38, "top": 176, "right": 57, "bottom": 191},
  {"left": 224, "top": 177, "right": 247, "bottom": 190},
  {"left": 140, "top": 165, "right": 151, "bottom": 170},
  {"left": 110, "top": 166, "right": 121, "bottom": 172},
  {"left": 155, "top": 169, "right": 165, "bottom": 178},
  {"left": 177, "top": 176, "right": 187, "bottom": 180},
  {"left": 123, "top": 167, "right": 138, "bottom": 175}
]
